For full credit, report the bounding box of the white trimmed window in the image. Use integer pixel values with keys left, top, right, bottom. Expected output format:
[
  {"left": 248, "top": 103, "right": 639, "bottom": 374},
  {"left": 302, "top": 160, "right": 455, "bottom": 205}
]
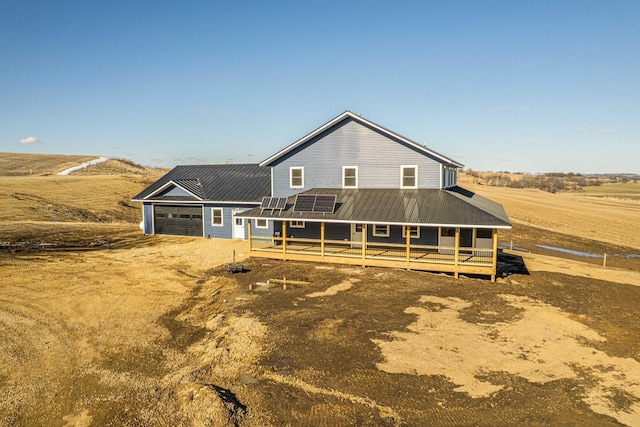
[
  {"left": 255, "top": 219, "right": 268, "bottom": 229},
  {"left": 402, "top": 225, "right": 420, "bottom": 238},
  {"left": 290, "top": 221, "right": 305, "bottom": 228},
  {"left": 372, "top": 224, "right": 390, "bottom": 237},
  {"left": 342, "top": 166, "right": 358, "bottom": 188},
  {"left": 401, "top": 165, "right": 418, "bottom": 189},
  {"left": 211, "top": 208, "right": 223, "bottom": 226},
  {"left": 290, "top": 167, "right": 304, "bottom": 188}
]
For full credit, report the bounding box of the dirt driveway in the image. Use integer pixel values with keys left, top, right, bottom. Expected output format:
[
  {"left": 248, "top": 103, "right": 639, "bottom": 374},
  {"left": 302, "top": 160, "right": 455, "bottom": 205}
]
[{"left": 1, "top": 234, "right": 640, "bottom": 426}]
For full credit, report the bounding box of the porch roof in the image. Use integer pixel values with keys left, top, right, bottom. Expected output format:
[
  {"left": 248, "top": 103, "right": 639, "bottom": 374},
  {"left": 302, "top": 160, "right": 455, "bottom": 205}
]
[{"left": 238, "top": 187, "right": 512, "bottom": 229}]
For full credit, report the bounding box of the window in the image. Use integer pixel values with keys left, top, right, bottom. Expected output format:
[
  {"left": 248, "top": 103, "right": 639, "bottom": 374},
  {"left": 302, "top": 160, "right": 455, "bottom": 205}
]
[
  {"left": 401, "top": 165, "right": 418, "bottom": 189},
  {"left": 255, "top": 219, "right": 268, "bottom": 229},
  {"left": 290, "top": 167, "right": 304, "bottom": 188},
  {"left": 402, "top": 225, "right": 420, "bottom": 238},
  {"left": 168, "top": 213, "right": 178, "bottom": 219},
  {"left": 211, "top": 208, "right": 223, "bottom": 226},
  {"left": 372, "top": 224, "right": 390, "bottom": 237},
  {"left": 476, "top": 228, "right": 492, "bottom": 239},
  {"left": 342, "top": 166, "right": 358, "bottom": 188},
  {"left": 290, "top": 221, "right": 305, "bottom": 228},
  {"left": 441, "top": 227, "right": 455, "bottom": 237},
  {"left": 235, "top": 218, "right": 243, "bottom": 226}
]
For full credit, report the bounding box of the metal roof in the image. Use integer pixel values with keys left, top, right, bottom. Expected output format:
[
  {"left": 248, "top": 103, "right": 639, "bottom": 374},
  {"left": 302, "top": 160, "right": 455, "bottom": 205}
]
[
  {"left": 237, "top": 187, "right": 511, "bottom": 228},
  {"left": 260, "top": 111, "right": 464, "bottom": 168},
  {"left": 132, "top": 164, "right": 271, "bottom": 203}
]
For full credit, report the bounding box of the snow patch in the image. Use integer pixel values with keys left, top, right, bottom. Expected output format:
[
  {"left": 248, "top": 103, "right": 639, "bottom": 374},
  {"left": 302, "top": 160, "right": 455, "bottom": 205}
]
[{"left": 57, "top": 157, "right": 110, "bottom": 175}]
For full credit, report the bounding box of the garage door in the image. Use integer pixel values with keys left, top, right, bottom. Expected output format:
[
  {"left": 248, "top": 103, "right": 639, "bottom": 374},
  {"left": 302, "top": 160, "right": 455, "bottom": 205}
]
[{"left": 154, "top": 205, "right": 203, "bottom": 237}]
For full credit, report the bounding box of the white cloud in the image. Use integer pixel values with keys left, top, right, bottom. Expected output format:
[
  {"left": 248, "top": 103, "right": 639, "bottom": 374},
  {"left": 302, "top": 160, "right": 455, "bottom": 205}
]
[
  {"left": 581, "top": 126, "right": 594, "bottom": 132},
  {"left": 599, "top": 128, "right": 615, "bottom": 134},
  {"left": 19, "top": 136, "right": 43, "bottom": 144},
  {"left": 489, "top": 106, "right": 508, "bottom": 113},
  {"left": 517, "top": 105, "right": 531, "bottom": 111}
]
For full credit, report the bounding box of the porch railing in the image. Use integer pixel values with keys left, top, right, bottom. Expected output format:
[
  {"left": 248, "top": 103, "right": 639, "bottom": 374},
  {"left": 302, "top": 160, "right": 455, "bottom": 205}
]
[{"left": 249, "top": 236, "right": 493, "bottom": 266}]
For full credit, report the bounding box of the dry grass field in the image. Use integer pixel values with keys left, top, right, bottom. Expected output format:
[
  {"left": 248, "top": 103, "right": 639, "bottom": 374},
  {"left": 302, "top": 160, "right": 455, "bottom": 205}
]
[
  {"left": 0, "top": 152, "right": 99, "bottom": 176},
  {"left": 462, "top": 181, "right": 640, "bottom": 251},
  {"left": 1, "top": 156, "right": 640, "bottom": 425}
]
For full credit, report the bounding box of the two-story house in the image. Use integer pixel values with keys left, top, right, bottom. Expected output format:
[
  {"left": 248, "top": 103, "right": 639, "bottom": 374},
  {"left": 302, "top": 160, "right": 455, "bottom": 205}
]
[{"left": 134, "top": 111, "right": 511, "bottom": 280}]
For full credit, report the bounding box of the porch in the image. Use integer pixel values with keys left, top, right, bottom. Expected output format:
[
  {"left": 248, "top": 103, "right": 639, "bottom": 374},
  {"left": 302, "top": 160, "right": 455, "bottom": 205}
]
[{"left": 247, "top": 222, "right": 499, "bottom": 281}]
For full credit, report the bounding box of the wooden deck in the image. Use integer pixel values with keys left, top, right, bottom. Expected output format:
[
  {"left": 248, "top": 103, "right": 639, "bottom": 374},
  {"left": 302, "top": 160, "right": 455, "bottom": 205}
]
[{"left": 247, "top": 225, "right": 499, "bottom": 281}]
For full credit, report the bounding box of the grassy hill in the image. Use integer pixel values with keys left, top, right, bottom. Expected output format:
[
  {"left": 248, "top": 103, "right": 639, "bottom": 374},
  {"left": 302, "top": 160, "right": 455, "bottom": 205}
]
[
  {"left": 0, "top": 152, "right": 99, "bottom": 176},
  {"left": 0, "top": 153, "right": 166, "bottom": 245},
  {"left": 0, "top": 152, "right": 161, "bottom": 177}
]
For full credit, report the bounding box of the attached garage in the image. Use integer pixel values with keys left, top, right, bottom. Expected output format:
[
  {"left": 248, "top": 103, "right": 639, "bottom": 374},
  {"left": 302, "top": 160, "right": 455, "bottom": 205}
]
[{"left": 154, "top": 205, "right": 203, "bottom": 237}]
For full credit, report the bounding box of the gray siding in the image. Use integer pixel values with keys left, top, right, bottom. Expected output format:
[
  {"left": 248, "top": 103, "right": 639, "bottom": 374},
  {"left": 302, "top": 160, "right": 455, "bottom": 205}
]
[
  {"left": 283, "top": 221, "right": 350, "bottom": 240},
  {"left": 272, "top": 119, "right": 443, "bottom": 197},
  {"left": 160, "top": 185, "right": 194, "bottom": 197},
  {"left": 250, "top": 219, "right": 274, "bottom": 238},
  {"left": 273, "top": 222, "right": 437, "bottom": 245},
  {"left": 367, "top": 226, "right": 438, "bottom": 245},
  {"left": 203, "top": 204, "right": 263, "bottom": 239}
]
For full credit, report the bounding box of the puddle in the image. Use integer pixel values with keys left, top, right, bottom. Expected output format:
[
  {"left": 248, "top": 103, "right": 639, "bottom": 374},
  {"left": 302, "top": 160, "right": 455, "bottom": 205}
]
[
  {"left": 536, "top": 245, "right": 603, "bottom": 258},
  {"left": 536, "top": 245, "right": 640, "bottom": 260}
]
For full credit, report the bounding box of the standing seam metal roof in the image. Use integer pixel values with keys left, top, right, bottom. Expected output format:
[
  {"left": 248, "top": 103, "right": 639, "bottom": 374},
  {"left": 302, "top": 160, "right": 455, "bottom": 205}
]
[
  {"left": 132, "top": 164, "right": 271, "bottom": 203},
  {"left": 237, "top": 187, "right": 511, "bottom": 228}
]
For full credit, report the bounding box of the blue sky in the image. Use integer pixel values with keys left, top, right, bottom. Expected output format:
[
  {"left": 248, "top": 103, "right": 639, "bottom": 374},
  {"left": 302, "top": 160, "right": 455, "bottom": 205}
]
[{"left": 1, "top": 1, "right": 638, "bottom": 173}]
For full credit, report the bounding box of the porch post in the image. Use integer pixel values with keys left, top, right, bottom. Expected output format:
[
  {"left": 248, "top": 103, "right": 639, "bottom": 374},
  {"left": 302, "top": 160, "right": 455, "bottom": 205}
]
[
  {"left": 362, "top": 224, "right": 367, "bottom": 267},
  {"left": 247, "top": 219, "right": 252, "bottom": 250},
  {"left": 491, "top": 228, "right": 498, "bottom": 282},
  {"left": 320, "top": 221, "right": 325, "bottom": 257},
  {"left": 454, "top": 227, "right": 460, "bottom": 279},
  {"left": 282, "top": 220, "right": 287, "bottom": 260},
  {"left": 406, "top": 226, "right": 411, "bottom": 269}
]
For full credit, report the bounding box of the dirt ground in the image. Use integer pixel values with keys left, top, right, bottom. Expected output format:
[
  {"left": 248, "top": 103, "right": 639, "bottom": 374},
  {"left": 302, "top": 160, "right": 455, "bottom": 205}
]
[{"left": 2, "top": 228, "right": 640, "bottom": 426}]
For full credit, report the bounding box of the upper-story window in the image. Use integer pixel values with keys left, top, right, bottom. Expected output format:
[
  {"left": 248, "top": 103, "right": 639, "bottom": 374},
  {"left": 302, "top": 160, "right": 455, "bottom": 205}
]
[
  {"left": 290, "top": 167, "right": 304, "bottom": 188},
  {"left": 342, "top": 166, "right": 358, "bottom": 188},
  {"left": 401, "top": 165, "right": 418, "bottom": 189}
]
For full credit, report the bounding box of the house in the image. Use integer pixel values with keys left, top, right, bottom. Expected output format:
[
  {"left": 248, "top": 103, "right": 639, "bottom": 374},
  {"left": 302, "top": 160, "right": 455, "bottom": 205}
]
[
  {"left": 132, "top": 164, "right": 272, "bottom": 239},
  {"left": 134, "top": 111, "right": 511, "bottom": 280}
]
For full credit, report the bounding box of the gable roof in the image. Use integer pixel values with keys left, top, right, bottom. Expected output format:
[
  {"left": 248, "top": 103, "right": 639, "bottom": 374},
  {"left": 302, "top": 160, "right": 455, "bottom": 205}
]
[
  {"left": 238, "top": 187, "right": 511, "bottom": 228},
  {"left": 260, "top": 111, "right": 464, "bottom": 168},
  {"left": 132, "top": 164, "right": 271, "bottom": 203}
]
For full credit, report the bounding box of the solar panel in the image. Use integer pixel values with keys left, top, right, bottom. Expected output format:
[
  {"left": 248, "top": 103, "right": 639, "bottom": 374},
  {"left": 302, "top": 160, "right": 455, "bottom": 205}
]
[
  {"left": 274, "top": 197, "right": 287, "bottom": 210},
  {"left": 261, "top": 196, "right": 287, "bottom": 212},
  {"left": 293, "top": 194, "right": 336, "bottom": 214},
  {"left": 313, "top": 195, "right": 336, "bottom": 213},
  {"left": 293, "top": 195, "right": 316, "bottom": 212},
  {"left": 267, "top": 197, "right": 280, "bottom": 209}
]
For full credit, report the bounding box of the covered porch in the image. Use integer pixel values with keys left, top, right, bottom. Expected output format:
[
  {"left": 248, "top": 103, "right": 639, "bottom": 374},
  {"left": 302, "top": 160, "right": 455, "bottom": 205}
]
[{"left": 247, "top": 221, "right": 499, "bottom": 281}]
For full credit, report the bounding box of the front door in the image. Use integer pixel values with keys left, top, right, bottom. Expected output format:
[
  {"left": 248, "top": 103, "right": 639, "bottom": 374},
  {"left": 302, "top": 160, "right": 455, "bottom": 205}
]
[
  {"left": 232, "top": 209, "right": 245, "bottom": 239},
  {"left": 351, "top": 223, "right": 363, "bottom": 248},
  {"left": 460, "top": 229, "right": 473, "bottom": 247}
]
